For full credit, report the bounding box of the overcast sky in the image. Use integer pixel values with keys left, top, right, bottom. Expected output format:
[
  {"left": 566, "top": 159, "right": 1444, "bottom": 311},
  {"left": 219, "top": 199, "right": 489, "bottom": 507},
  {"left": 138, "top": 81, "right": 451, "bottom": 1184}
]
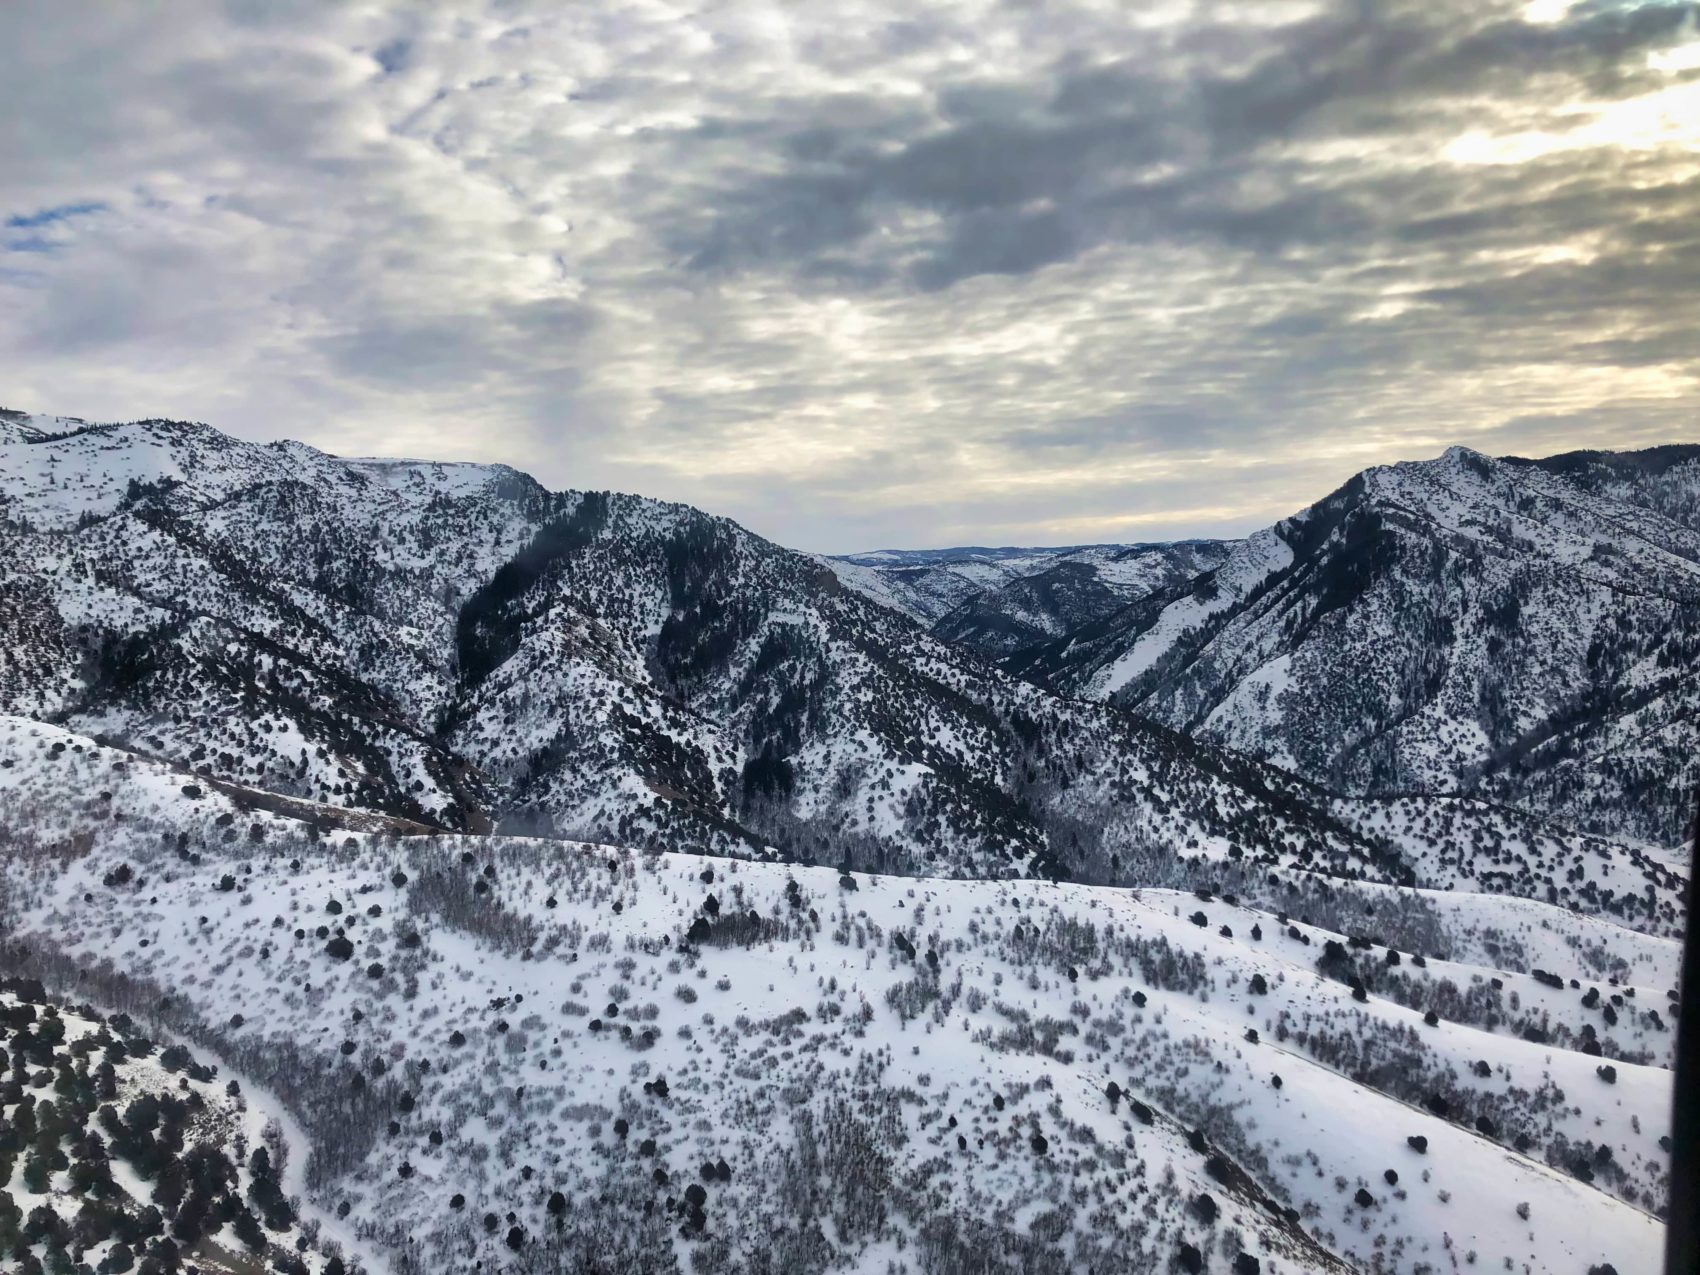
[{"left": 3, "top": 1, "right": 1697, "bottom": 552}]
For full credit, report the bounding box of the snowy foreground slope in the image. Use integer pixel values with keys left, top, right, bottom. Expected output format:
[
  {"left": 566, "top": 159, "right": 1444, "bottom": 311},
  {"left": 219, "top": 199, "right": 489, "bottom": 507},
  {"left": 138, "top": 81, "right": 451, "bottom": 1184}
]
[
  {"left": 1007, "top": 444, "right": 1700, "bottom": 848},
  {"left": 0, "top": 718, "right": 1678, "bottom": 1275}
]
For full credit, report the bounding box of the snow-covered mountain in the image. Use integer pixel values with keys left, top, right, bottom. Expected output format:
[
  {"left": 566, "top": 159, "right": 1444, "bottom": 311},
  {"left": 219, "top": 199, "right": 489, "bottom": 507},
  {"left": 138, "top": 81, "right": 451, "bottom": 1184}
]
[
  {"left": 0, "top": 419, "right": 1435, "bottom": 884},
  {"left": 0, "top": 409, "right": 1687, "bottom": 1275},
  {"left": 828, "top": 541, "right": 1234, "bottom": 656},
  {"left": 1, "top": 412, "right": 1684, "bottom": 921},
  {"left": 1006, "top": 445, "right": 1700, "bottom": 849}
]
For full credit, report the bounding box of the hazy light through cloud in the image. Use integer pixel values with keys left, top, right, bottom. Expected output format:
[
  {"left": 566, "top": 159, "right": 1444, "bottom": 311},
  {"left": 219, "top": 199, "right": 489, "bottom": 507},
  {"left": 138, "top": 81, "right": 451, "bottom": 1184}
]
[{"left": 1, "top": 0, "right": 1697, "bottom": 552}]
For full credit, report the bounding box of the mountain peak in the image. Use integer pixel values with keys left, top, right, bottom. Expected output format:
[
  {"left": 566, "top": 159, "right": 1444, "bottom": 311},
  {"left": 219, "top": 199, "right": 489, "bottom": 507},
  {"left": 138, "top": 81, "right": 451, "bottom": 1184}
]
[{"left": 1441, "top": 442, "right": 1489, "bottom": 464}]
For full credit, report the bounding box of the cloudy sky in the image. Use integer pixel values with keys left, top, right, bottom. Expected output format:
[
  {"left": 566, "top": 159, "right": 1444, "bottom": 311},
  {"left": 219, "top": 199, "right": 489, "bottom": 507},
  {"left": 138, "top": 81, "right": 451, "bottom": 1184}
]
[{"left": 3, "top": 0, "right": 1697, "bottom": 551}]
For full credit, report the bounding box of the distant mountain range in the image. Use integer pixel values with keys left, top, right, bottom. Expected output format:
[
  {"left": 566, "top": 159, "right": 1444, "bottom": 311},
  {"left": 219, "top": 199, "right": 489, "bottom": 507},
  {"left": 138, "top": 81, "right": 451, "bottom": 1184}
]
[
  {"left": 825, "top": 443, "right": 1700, "bottom": 850},
  {"left": 828, "top": 540, "right": 1234, "bottom": 657}
]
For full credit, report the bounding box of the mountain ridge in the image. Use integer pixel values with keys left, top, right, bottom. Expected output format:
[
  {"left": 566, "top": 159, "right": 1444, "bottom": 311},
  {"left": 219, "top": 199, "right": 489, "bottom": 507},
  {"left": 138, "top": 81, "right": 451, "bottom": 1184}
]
[
  {"left": 1, "top": 410, "right": 1682, "bottom": 930},
  {"left": 1003, "top": 441, "right": 1700, "bottom": 848}
]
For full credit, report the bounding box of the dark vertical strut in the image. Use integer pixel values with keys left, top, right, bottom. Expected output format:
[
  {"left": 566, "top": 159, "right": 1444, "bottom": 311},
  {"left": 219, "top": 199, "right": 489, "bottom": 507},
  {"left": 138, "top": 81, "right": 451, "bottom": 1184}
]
[{"left": 1667, "top": 785, "right": 1700, "bottom": 1275}]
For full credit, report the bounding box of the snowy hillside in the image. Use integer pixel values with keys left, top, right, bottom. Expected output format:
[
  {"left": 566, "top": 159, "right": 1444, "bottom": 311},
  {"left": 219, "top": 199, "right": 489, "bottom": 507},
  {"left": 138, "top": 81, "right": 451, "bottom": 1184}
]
[
  {"left": 1006, "top": 445, "right": 1700, "bottom": 848},
  {"left": 0, "top": 722, "right": 1678, "bottom": 1275}
]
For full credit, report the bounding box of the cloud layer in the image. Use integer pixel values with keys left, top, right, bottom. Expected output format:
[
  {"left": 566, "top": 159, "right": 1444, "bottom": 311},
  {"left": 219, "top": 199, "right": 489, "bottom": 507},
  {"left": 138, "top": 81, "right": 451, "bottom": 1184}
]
[{"left": 2, "top": 0, "right": 1697, "bottom": 550}]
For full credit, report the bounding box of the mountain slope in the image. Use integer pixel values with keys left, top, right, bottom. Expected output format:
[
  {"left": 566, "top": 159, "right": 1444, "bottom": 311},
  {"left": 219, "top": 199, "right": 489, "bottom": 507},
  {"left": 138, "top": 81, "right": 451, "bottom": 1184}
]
[
  {"left": 0, "top": 416, "right": 553, "bottom": 831},
  {"left": 0, "top": 721, "right": 1678, "bottom": 1275},
  {"left": 1006, "top": 445, "right": 1700, "bottom": 848}
]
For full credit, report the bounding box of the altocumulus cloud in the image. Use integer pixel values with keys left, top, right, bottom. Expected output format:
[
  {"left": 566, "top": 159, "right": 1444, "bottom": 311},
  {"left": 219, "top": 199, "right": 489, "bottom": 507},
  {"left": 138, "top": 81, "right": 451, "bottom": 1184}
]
[{"left": 1, "top": 0, "right": 1696, "bottom": 551}]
